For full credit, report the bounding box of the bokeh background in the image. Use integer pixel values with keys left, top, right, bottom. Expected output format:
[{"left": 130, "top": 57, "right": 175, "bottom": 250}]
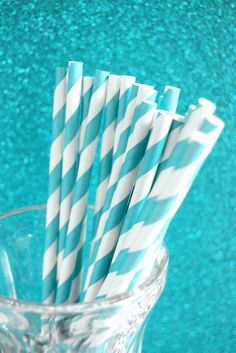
[{"left": 0, "top": 0, "right": 235, "bottom": 351}]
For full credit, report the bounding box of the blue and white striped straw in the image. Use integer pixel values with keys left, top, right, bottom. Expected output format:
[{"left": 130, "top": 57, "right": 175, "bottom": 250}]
[
  {"left": 97, "top": 102, "right": 224, "bottom": 297},
  {"left": 57, "top": 62, "right": 83, "bottom": 278},
  {"left": 67, "top": 76, "right": 94, "bottom": 300},
  {"left": 78, "top": 76, "right": 94, "bottom": 153},
  {"left": 93, "top": 75, "right": 120, "bottom": 230},
  {"left": 83, "top": 100, "right": 157, "bottom": 301},
  {"left": 118, "top": 111, "right": 174, "bottom": 234},
  {"left": 83, "top": 86, "right": 157, "bottom": 282},
  {"left": 90, "top": 77, "right": 136, "bottom": 248},
  {"left": 42, "top": 67, "right": 67, "bottom": 303},
  {"left": 56, "top": 70, "right": 109, "bottom": 303}
]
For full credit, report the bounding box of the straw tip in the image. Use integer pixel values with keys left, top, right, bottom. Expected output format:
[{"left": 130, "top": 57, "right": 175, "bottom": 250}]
[
  {"left": 164, "top": 85, "right": 181, "bottom": 93},
  {"left": 198, "top": 98, "right": 216, "bottom": 114}
]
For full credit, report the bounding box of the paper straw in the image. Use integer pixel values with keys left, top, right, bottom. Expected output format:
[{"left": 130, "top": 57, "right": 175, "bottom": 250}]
[
  {"left": 65, "top": 77, "right": 94, "bottom": 298},
  {"left": 78, "top": 77, "right": 94, "bottom": 152},
  {"left": 90, "top": 78, "right": 137, "bottom": 253},
  {"left": 57, "top": 61, "right": 83, "bottom": 278},
  {"left": 75, "top": 75, "right": 120, "bottom": 291},
  {"left": 42, "top": 67, "right": 66, "bottom": 303},
  {"left": 89, "top": 84, "right": 156, "bottom": 260},
  {"left": 98, "top": 109, "right": 224, "bottom": 297},
  {"left": 83, "top": 100, "right": 156, "bottom": 301},
  {"left": 118, "top": 111, "right": 174, "bottom": 234},
  {"left": 93, "top": 75, "right": 120, "bottom": 229},
  {"left": 56, "top": 70, "right": 109, "bottom": 303}
]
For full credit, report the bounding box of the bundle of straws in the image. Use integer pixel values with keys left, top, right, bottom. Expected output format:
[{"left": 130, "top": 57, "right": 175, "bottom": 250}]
[{"left": 42, "top": 61, "right": 224, "bottom": 305}]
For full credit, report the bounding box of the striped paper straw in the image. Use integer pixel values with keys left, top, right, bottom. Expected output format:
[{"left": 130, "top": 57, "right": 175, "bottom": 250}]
[
  {"left": 57, "top": 61, "right": 83, "bottom": 278},
  {"left": 90, "top": 78, "right": 137, "bottom": 251},
  {"left": 118, "top": 111, "right": 174, "bottom": 234},
  {"left": 83, "top": 100, "right": 157, "bottom": 301},
  {"left": 77, "top": 75, "right": 120, "bottom": 292},
  {"left": 42, "top": 67, "right": 66, "bottom": 303},
  {"left": 93, "top": 75, "right": 120, "bottom": 230},
  {"left": 56, "top": 70, "right": 109, "bottom": 303},
  {"left": 78, "top": 77, "right": 94, "bottom": 153},
  {"left": 98, "top": 104, "right": 224, "bottom": 297},
  {"left": 88, "top": 84, "right": 156, "bottom": 260},
  {"left": 69, "top": 76, "right": 94, "bottom": 299}
]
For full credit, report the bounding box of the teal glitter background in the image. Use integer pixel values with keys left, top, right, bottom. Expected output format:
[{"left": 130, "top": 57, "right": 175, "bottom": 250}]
[{"left": 0, "top": 0, "right": 235, "bottom": 352}]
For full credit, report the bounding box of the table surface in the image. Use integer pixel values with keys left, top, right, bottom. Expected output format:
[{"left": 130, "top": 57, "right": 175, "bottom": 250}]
[{"left": 0, "top": 1, "right": 235, "bottom": 352}]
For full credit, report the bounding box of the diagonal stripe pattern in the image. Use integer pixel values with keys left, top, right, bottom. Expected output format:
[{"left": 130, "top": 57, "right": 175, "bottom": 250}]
[
  {"left": 42, "top": 67, "right": 67, "bottom": 303},
  {"left": 57, "top": 62, "right": 83, "bottom": 278},
  {"left": 83, "top": 100, "right": 157, "bottom": 301},
  {"left": 97, "top": 102, "right": 224, "bottom": 297},
  {"left": 55, "top": 70, "right": 109, "bottom": 303}
]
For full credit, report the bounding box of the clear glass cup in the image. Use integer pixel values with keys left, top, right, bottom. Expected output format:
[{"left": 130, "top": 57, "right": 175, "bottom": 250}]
[{"left": 0, "top": 206, "right": 168, "bottom": 352}]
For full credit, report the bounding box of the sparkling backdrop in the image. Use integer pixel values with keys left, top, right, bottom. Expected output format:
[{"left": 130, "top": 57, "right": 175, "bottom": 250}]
[{"left": 0, "top": 1, "right": 235, "bottom": 352}]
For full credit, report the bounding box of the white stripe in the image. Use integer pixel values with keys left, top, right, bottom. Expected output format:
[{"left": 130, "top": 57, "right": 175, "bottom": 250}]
[
  {"left": 82, "top": 76, "right": 94, "bottom": 95},
  {"left": 95, "top": 176, "right": 109, "bottom": 213},
  {"left": 100, "top": 121, "right": 116, "bottom": 158},
  {"left": 125, "top": 106, "right": 155, "bottom": 150},
  {"left": 96, "top": 223, "right": 121, "bottom": 261},
  {"left": 160, "top": 125, "right": 182, "bottom": 163},
  {"left": 46, "top": 188, "right": 60, "bottom": 226},
  {"left": 59, "top": 192, "right": 73, "bottom": 228},
  {"left": 105, "top": 74, "right": 120, "bottom": 103},
  {"left": 49, "top": 134, "right": 63, "bottom": 172},
  {"left": 43, "top": 240, "right": 57, "bottom": 278},
  {"left": 61, "top": 135, "right": 78, "bottom": 176},
  {"left": 67, "top": 194, "right": 87, "bottom": 233},
  {"left": 83, "top": 263, "right": 95, "bottom": 290},
  {"left": 77, "top": 138, "right": 98, "bottom": 177},
  {"left": 129, "top": 167, "right": 156, "bottom": 207},
  {"left": 84, "top": 279, "right": 103, "bottom": 301},
  {"left": 65, "top": 78, "right": 82, "bottom": 121},
  {"left": 86, "top": 81, "right": 108, "bottom": 123},
  {"left": 110, "top": 167, "right": 138, "bottom": 207},
  {"left": 59, "top": 241, "right": 82, "bottom": 285}
]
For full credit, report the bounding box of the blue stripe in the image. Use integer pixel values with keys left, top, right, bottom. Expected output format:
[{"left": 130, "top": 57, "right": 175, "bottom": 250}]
[
  {"left": 45, "top": 214, "right": 59, "bottom": 248},
  {"left": 119, "top": 135, "right": 150, "bottom": 178},
  {"left": 103, "top": 195, "right": 130, "bottom": 234},
  {"left": 82, "top": 112, "right": 101, "bottom": 149},
  {"left": 89, "top": 250, "right": 114, "bottom": 286},
  {"left": 72, "top": 168, "right": 92, "bottom": 203},
  {"left": 82, "top": 84, "right": 93, "bottom": 120},
  {"left": 103, "top": 91, "right": 120, "bottom": 129},
  {"left": 48, "top": 161, "right": 62, "bottom": 195},
  {"left": 116, "top": 85, "right": 135, "bottom": 125},
  {"left": 57, "top": 221, "right": 68, "bottom": 253},
  {"left": 156, "top": 139, "right": 205, "bottom": 176},
  {"left": 60, "top": 164, "right": 76, "bottom": 201},
  {"left": 63, "top": 109, "right": 81, "bottom": 146},
  {"left": 42, "top": 267, "right": 57, "bottom": 301},
  {"left": 138, "top": 136, "right": 168, "bottom": 177},
  {"left": 52, "top": 106, "right": 66, "bottom": 140}
]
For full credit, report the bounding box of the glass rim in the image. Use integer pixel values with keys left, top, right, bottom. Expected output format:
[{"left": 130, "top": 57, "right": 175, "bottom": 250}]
[{"left": 0, "top": 205, "right": 168, "bottom": 315}]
